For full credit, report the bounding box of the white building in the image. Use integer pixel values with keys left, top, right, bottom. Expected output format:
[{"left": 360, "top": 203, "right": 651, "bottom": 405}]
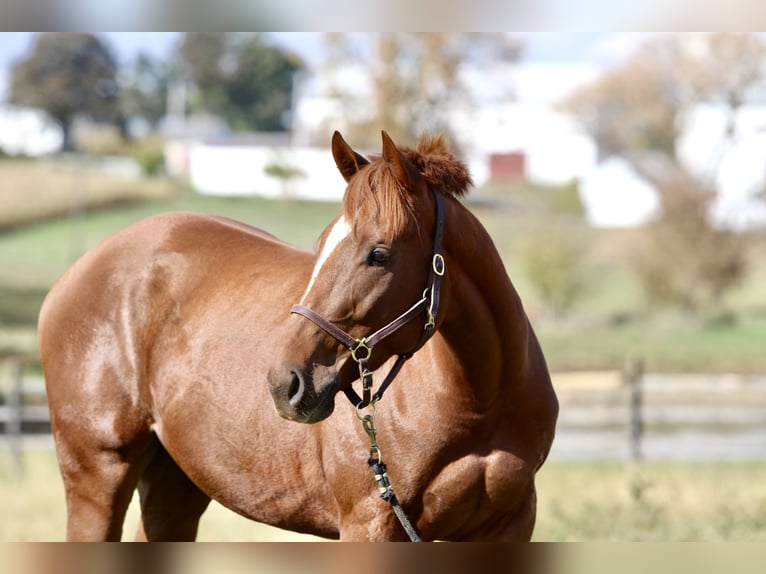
[
  {"left": 0, "top": 105, "right": 62, "bottom": 156},
  {"left": 186, "top": 139, "right": 346, "bottom": 201}
]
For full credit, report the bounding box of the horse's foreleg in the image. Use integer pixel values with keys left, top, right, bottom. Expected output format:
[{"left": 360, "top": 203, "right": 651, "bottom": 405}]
[{"left": 134, "top": 440, "right": 211, "bottom": 541}]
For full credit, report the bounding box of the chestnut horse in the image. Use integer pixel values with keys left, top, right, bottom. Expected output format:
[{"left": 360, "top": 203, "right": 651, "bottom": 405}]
[{"left": 39, "top": 131, "right": 558, "bottom": 541}]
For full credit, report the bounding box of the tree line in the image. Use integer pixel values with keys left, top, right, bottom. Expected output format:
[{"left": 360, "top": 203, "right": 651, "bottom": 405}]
[
  {"left": 7, "top": 33, "right": 523, "bottom": 153},
  {"left": 8, "top": 32, "right": 305, "bottom": 151}
]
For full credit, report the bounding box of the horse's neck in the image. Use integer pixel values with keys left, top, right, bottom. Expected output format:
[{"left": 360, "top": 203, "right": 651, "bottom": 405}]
[{"left": 435, "top": 198, "right": 530, "bottom": 408}]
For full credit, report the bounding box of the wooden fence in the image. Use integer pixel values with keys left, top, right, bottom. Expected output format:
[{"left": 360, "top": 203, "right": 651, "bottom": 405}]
[
  {"left": 1, "top": 357, "right": 51, "bottom": 474},
  {"left": 551, "top": 365, "right": 766, "bottom": 462}
]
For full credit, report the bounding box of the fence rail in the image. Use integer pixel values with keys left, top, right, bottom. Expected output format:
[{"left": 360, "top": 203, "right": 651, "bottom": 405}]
[
  {"left": 1, "top": 358, "right": 50, "bottom": 473},
  {"left": 550, "top": 367, "right": 766, "bottom": 462}
]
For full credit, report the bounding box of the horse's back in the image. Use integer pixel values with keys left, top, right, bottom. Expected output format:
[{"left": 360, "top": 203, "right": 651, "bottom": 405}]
[
  {"left": 39, "top": 211, "right": 309, "bottom": 434},
  {"left": 39, "top": 210, "right": 299, "bottom": 335}
]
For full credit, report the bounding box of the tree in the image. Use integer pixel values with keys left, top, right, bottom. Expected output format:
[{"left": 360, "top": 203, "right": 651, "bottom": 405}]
[
  {"left": 562, "top": 34, "right": 766, "bottom": 167},
  {"left": 321, "top": 33, "right": 523, "bottom": 150},
  {"left": 178, "top": 33, "right": 304, "bottom": 132},
  {"left": 224, "top": 36, "right": 305, "bottom": 131},
  {"left": 10, "top": 33, "right": 119, "bottom": 151},
  {"left": 631, "top": 167, "right": 747, "bottom": 314},
  {"left": 561, "top": 33, "right": 766, "bottom": 316},
  {"left": 691, "top": 34, "right": 766, "bottom": 122},
  {"left": 179, "top": 33, "right": 227, "bottom": 115},
  {"left": 560, "top": 36, "right": 697, "bottom": 162},
  {"left": 118, "top": 51, "right": 171, "bottom": 131},
  {"left": 562, "top": 34, "right": 766, "bottom": 314},
  {"left": 520, "top": 229, "right": 586, "bottom": 320}
]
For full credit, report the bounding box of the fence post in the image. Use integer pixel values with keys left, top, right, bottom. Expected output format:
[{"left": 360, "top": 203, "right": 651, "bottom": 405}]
[
  {"left": 5, "top": 358, "right": 24, "bottom": 475},
  {"left": 624, "top": 355, "right": 644, "bottom": 502}
]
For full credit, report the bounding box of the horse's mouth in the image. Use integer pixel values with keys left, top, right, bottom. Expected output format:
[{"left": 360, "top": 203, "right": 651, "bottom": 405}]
[
  {"left": 277, "top": 378, "right": 338, "bottom": 424},
  {"left": 303, "top": 385, "right": 338, "bottom": 423}
]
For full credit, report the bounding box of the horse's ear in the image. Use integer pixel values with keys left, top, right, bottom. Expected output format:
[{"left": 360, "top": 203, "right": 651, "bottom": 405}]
[
  {"left": 332, "top": 131, "right": 369, "bottom": 182},
  {"left": 381, "top": 130, "right": 413, "bottom": 190}
]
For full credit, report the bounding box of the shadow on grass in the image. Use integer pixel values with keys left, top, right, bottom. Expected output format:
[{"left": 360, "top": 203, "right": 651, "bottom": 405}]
[{"left": 0, "top": 284, "right": 48, "bottom": 326}]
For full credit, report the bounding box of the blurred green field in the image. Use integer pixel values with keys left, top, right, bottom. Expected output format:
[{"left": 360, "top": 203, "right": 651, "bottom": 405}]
[
  {"left": 0, "top": 182, "right": 338, "bottom": 289},
  {"left": 2, "top": 450, "right": 764, "bottom": 541}
]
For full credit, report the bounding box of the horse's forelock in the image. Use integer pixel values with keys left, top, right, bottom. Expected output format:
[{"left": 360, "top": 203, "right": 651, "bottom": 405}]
[
  {"left": 342, "top": 161, "right": 417, "bottom": 240},
  {"left": 340, "top": 134, "right": 472, "bottom": 239}
]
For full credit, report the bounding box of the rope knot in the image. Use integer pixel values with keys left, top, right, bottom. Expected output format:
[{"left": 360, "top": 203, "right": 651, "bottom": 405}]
[{"left": 368, "top": 459, "right": 395, "bottom": 501}]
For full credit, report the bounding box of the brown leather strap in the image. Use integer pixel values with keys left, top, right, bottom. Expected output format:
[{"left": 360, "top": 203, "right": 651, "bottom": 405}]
[
  {"left": 425, "top": 191, "right": 446, "bottom": 333},
  {"left": 292, "top": 295, "right": 428, "bottom": 351},
  {"left": 364, "top": 296, "right": 429, "bottom": 348},
  {"left": 290, "top": 304, "right": 358, "bottom": 349}
]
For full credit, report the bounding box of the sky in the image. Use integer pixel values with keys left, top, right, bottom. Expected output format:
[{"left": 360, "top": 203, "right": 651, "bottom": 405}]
[{"left": 0, "top": 32, "right": 626, "bottom": 69}]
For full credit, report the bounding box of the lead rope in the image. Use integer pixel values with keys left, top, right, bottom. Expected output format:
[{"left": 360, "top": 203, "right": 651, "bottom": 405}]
[{"left": 356, "top": 402, "right": 422, "bottom": 542}]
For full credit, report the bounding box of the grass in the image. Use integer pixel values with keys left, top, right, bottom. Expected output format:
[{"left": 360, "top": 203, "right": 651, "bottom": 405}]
[
  {"left": 534, "top": 460, "right": 766, "bottom": 541},
  {"left": 0, "top": 450, "right": 321, "bottom": 541},
  {"left": 537, "top": 316, "right": 766, "bottom": 373},
  {"left": 0, "top": 190, "right": 340, "bottom": 357},
  {"left": 2, "top": 451, "right": 765, "bottom": 541},
  {"left": 0, "top": 285, "right": 49, "bottom": 326},
  {"left": 0, "top": 163, "right": 340, "bottom": 356}
]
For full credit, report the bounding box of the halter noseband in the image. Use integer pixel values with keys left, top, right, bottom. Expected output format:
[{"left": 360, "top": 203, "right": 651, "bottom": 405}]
[{"left": 291, "top": 189, "right": 446, "bottom": 409}]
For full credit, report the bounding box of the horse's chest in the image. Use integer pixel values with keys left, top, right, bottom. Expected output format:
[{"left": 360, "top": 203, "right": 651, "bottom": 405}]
[{"left": 419, "top": 449, "right": 532, "bottom": 539}]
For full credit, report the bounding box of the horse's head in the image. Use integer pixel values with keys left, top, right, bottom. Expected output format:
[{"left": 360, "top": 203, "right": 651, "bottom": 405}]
[{"left": 268, "top": 130, "right": 471, "bottom": 423}]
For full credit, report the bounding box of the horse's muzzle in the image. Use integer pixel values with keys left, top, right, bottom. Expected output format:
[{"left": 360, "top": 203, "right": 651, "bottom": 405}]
[{"left": 267, "top": 364, "right": 338, "bottom": 423}]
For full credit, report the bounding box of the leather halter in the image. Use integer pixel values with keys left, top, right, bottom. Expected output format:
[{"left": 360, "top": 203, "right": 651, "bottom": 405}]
[{"left": 291, "top": 189, "right": 446, "bottom": 408}]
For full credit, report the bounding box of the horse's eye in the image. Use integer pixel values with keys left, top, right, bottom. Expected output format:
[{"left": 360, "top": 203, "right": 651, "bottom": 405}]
[{"left": 367, "top": 247, "right": 390, "bottom": 267}]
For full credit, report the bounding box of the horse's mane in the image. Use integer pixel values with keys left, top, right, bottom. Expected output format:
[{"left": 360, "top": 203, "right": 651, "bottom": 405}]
[{"left": 342, "top": 134, "right": 473, "bottom": 239}]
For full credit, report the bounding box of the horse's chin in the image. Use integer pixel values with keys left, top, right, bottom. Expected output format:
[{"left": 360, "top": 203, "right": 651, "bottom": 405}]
[
  {"left": 274, "top": 384, "right": 337, "bottom": 424},
  {"left": 282, "top": 402, "right": 335, "bottom": 424}
]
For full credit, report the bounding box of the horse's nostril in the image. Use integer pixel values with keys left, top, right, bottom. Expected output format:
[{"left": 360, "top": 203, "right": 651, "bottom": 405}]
[{"left": 287, "top": 371, "right": 304, "bottom": 407}]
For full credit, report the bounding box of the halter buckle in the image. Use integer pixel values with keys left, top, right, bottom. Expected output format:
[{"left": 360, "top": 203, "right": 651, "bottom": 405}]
[{"left": 360, "top": 368, "right": 373, "bottom": 392}]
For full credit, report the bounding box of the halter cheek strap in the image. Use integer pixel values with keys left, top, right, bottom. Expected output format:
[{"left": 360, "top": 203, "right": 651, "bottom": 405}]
[{"left": 290, "top": 189, "right": 446, "bottom": 408}]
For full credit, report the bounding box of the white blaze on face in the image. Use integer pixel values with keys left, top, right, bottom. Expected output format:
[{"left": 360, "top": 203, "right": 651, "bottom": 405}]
[{"left": 300, "top": 216, "right": 351, "bottom": 303}]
